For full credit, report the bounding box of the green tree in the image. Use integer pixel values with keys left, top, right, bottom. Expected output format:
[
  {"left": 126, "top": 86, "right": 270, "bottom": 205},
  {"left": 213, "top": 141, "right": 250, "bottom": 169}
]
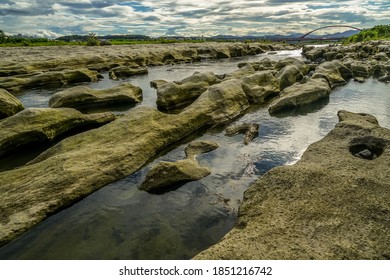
[{"left": 86, "top": 32, "right": 100, "bottom": 46}]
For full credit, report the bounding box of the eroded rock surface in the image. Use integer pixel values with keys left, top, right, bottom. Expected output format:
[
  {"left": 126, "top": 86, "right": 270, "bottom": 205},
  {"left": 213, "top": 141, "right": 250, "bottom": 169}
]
[
  {"left": 0, "top": 69, "right": 100, "bottom": 92},
  {"left": 49, "top": 83, "right": 142, "bottom": 110},
  {"left": 155, "top": 71, "right": 221, "bottom": 111},
  {"left": 139, "top": 140, "right": 219, "bottom": 193},
  {"left": 0, "top": 79, "right": 249, "bottom": 246},
  {"left": 0, "top": 108, "right": 115, "bottom": 157},
  {"left": 0, "top": 89, "right": 24, "bottom": 119},
  {"left": 269, "top": 78, "right": 331, "bottom": 114},
  {"left": 108, "top": 66, "right": 148, "bottom": 80},
  {"left": 194, "top": 111, "right": 390, "bottom": 259}
]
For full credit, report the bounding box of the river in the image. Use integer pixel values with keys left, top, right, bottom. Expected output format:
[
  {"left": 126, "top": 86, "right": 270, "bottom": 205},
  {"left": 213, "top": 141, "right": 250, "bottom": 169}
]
[{"left": 0, "top": 48, "right": 389, "bottom": 259}]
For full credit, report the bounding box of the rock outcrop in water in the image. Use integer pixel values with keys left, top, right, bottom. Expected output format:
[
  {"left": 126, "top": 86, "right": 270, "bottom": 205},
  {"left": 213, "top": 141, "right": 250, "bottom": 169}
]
[
  {"left": 0, "top": 79, "right": 249, "bottom": 246},
  {"left": 269, "top": 78, "right": 331, "bottom": 114},
  {"left": 240, "top": 71, "right": 279, "bottom": 103},
  {"left": 49, "top": 83, "right": 143, "bottom": 111},
  {"left": 108, "top": 66, "right": 148, "bottom": 80},
  {"left": 301, "top": 40, "right": 390, "bottom": 83},
  {"left": 139, "top": 140, "right": 219, "bottom": 193},
  {"left": 0, "top": 108, "right": 115, "bottom": 157},
  {"left": 156, "top": 71, "right": 221, "bottom": 111},
  {"left": 0, "top": 69, "right": 100, "bottom": 92},
  {"left": 195, "top": 111, "right": 390, "bottom": 259},
  {"left": 0, "top": 89, "right": 24, "bottom": 119}
]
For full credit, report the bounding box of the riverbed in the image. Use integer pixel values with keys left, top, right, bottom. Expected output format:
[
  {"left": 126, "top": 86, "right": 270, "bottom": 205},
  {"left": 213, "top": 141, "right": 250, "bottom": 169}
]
[{"left": 0, "top": 49, "right": 389, "bottom": 259}]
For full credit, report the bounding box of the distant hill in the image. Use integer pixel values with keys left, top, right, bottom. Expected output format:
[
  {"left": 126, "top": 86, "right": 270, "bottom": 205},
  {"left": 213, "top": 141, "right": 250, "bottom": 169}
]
[
  {"left": 344, "top": 25, "right": 390, "bottom": 43},
  {"left": 56, "top": 34, "right": 151, "bottom": 42}
]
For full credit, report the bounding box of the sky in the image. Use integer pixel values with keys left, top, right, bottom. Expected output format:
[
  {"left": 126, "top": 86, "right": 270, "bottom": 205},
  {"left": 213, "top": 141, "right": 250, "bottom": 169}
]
[{"left": 0, "top": 0, "right": 389, "bottom": 38}]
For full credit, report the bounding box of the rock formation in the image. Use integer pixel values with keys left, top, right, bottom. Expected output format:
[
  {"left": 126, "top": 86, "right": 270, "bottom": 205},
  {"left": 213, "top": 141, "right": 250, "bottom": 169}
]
[
  {"left": 0, "top": 89, "right": 24, "bottom": 119},
  {"left": 139, "top": 140, "right": 219, "bottom": 193},
  {"left": 0, "top": 108, "right": 115, "bottom": 157},
  {"left": 49, "top": 83, "right": 142, "bottom": 111},
  {"left": 269, "top": 78, "right": 331, "bottom": 114},
  {"left": 225, "top": 123, "right": 260, "bottom": 145},
  {"left": 195, "top": 111, "right": 390, "bottom": 259},
  {"left": 0, "top": 79, "right": 249, "bottom": 246},
  {"left": 155, "top": 71, "right": 221, "bottom": 111}
]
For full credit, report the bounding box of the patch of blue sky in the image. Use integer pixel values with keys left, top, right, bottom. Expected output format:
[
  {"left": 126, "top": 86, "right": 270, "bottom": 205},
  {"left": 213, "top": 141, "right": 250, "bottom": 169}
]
[{"left": 118, "top": 1, "right": 154, "bottom": 12}]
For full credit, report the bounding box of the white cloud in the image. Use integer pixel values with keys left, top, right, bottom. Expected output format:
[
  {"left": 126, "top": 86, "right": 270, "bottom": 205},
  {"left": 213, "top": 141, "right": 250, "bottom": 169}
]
[{"left": 0, "top": 0, "right": 388, "bottom": 37}]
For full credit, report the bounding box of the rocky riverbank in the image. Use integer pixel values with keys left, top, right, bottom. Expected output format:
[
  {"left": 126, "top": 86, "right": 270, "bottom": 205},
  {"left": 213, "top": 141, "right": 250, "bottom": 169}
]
[
  {"left": 0, "top": 41, "right": 389, "bottom": 252},
  {"left": 194, "top": 111, "right": 390, "bottom": 259}
]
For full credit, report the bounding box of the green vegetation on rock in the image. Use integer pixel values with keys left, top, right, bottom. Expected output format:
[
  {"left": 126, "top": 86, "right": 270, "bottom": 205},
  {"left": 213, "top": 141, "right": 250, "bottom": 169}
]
[{"left": 344, "top": 25, "right": 390, "bottom": 43}]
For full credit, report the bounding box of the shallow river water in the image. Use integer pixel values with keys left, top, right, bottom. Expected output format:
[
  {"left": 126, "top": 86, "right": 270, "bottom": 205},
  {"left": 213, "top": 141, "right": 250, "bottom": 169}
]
[{"left": 1, "top": 49, "right": 389, "bottom": 259}]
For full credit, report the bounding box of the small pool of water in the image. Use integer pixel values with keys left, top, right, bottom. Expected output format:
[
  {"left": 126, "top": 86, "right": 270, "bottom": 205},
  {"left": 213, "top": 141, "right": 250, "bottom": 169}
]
[{"left": 1, "top": 49, "right": 389, "bottom": 260}]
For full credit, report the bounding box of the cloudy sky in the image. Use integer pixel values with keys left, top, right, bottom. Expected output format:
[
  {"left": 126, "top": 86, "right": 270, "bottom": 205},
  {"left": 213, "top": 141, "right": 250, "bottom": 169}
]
[{"left": 0, "top": 0, "right": 389, "bottom": 38}]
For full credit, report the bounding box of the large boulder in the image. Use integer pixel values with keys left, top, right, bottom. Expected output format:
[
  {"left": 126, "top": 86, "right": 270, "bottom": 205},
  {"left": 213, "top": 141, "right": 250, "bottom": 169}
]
[
  {"left": 275, "top": 57, "right": 309, "bottom": 75},
  {"left": 276, "top": 65, "right": 304, "bottom": 90},
  {"left": 139, "top": 140, "right": 219, "bottom": 193},
  {"left": 351, "top": 62, "right": 371, "bottom": 78},
  {"left": 49, "top": 83, "right": 142, "bottom": 110},
  {"left": 195, "top": 111, "right": 390, "bottom": 259},
  {"left": 156, "top": 71, "right": 221, "bottom": 111},
  {"left": 238, "top": 57, "right": 276, "bottom": 71},
  {"left": 303, "top": 46, "right": 328, "bottom": 61},
  {"left": 269, "top": 78, "right": 331, "bottom": 114},
  {"left": 0, "top": 89, "right": 24, "bottom": 119},
  {"left": 224, "top": 64, "right": 256, "bottom": 80},
  {"left": 156, "top": 81, "right": 210, "bottom": 111},
  {"left": 0, "top": 79, "right": 249, "bottom": 246},
  {"left": 311, "top": 61, "right": 347, "bottom": 89},
  {"left": 178, "top": 71, "right": 220, "bottom": 85},
  {"left": 0, "top": 108, "right": 115, "bottom": 157},
  {"left": 241, "top": 71, "right": 280, "bottom": 103},
  {"left": 108, "top": 66, "right": 148, "bottom": 80}
]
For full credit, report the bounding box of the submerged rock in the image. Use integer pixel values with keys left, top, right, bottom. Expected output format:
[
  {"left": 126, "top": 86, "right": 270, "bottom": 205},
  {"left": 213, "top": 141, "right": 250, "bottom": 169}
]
[
  {"left": 269, "top": 78, "right": 331, "bottom": 114},
  {"left": 225, "top": 123, "right": 260, "bottom": 145},
  {"left": 0, "top": 108, "right": 115, "bottom": 157},
  {"left": 49, "top": 83, "right": 142, "bottom": 110},
  {"left": 195, "top": 111, "right": 390, "bottom": 259},
  {"left": 0, "top": 89, "right": 24, "bottom": 119},
  {"left": 0, "top": 79, "right": 249, "bottom": 246},
  {"left": 185, "top": 140, "right": 220, "bottom": 159},
  {"left": 139, "top": 140, "right": 219, "bottom": 193}
]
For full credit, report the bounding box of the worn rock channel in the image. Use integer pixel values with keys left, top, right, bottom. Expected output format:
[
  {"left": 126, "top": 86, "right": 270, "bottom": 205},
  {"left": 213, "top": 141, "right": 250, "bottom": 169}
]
[{"left": 0, "top": 42, "right": 389, "bottom": 259}]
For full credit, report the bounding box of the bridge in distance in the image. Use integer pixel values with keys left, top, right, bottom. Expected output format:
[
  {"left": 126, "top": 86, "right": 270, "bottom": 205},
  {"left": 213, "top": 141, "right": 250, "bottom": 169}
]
[{"left": 273, "top": 25, "right": 362, "bottom": 42}]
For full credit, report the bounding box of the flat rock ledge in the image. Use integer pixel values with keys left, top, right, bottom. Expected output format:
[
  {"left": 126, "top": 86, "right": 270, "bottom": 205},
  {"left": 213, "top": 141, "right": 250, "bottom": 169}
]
[
  {"left": 194, "top": 111, "right": 390, "bottom": 259},
  {"left": 49, "top": 83, "right": 142, "bottom": 111}
]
